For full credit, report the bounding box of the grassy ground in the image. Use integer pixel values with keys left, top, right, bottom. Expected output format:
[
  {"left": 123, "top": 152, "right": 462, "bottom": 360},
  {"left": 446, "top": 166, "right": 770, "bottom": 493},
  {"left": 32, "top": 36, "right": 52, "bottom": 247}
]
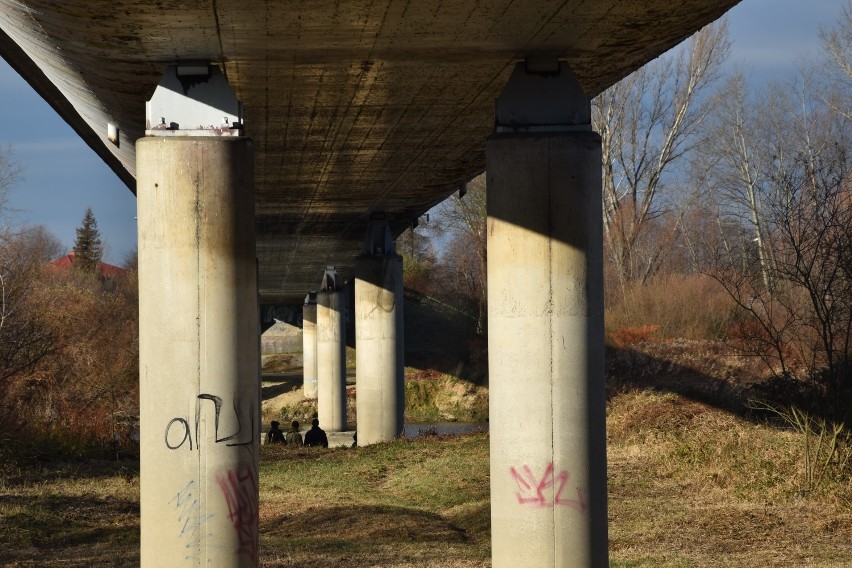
[
  {"left": 0, "top": 458, "right": 139, "bottom": 567},
  {"left": 3, "top": 338, "right": 852, "bottom": 566},
  {"left": 2, "top": 385, "right": 851, "bottom": 566},
  {"left": 606, "top": 390, "right": 852, "bottom": 567},
  {"left": 261, "top": 364, "right": 488, "bottom": 427},
  {"left": 258, "top": 434, "right": 490, "bottom": 567}
]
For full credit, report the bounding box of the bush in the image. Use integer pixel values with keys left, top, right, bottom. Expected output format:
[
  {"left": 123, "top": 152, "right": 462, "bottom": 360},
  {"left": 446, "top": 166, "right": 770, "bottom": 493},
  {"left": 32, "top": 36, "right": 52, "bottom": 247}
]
[
  {"left": 1, "top": 263, "right": 139, "bottom": 456},
  {"left": 609, "top": 324, "right": 659, "bottom": 348},
  {"left": 606, "top": 273, "right": 735, "bottom": 341}
]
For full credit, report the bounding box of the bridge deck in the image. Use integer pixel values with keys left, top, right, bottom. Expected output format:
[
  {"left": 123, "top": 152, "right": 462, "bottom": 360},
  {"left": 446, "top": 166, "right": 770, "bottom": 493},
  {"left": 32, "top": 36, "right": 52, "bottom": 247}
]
[{"left": 0, "top": 0, "right": 738, "bottom": 301}]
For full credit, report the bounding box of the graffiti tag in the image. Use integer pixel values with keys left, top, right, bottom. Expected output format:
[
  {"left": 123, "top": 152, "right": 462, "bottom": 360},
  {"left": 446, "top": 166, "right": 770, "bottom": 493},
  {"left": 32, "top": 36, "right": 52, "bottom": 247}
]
[
  {"left": 168, "top": 480, "right": 214, "bottom": 561},
  {"left": 164, "top": 393, "right": 254, "bottom": 451},
  {"left": 509, "top": 462, "right": 587, "bottom": 511},
  {"left": 215, "top": 464, "right": 259, "bottom": 565}
]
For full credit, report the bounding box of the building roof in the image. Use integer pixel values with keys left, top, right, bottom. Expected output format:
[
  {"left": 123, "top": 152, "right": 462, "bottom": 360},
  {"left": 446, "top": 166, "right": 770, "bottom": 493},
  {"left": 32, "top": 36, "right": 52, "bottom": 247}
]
[{"left": 48, "top": 252, "right": 126, "bottom": 279}]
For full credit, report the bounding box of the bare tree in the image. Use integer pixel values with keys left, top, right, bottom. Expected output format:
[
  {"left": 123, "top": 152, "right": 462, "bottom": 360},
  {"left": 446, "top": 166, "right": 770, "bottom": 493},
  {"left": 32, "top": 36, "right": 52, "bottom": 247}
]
[
  {"left": 0, "top": 145, "right": 23, "bottom": 218},
  {"left": 698, "top": 65, "right": 851, "bottom": 398},
  {"left": 0, "top": 226, "right": 62, "bottom": 384},
  {"left": 399, "top": 220, "right": 438, "bottom": 294},
  {"left": 820, "top": 0, "right": 852, "bottom": 119},
  {"left": 1, "top": 227, "right": 139, "bottom": 447},
  {"left": 768, "top": 92, "right": 851, "bottom": 389},
  {"left": 594, "top": 20, "right": 730, "bottom": 291},
  {"left": 699, "top": 73, "right": 789, "bottom": 292},
  {"left": 429, "top": 174, "right": 487, "bottom": 334}
]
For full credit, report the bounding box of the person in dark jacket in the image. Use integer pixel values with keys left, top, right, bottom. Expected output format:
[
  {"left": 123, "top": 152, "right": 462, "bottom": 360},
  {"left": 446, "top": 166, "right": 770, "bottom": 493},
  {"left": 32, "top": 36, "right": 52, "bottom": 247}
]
[
  {"left": 285, "top": 420, "right": 303, "bottom": 446},
  {"left": 266, "top": 421, "right": 285, "bottom": 445},
  {"left": 303, "top": 418, "right": 329, "bottom": 448}
]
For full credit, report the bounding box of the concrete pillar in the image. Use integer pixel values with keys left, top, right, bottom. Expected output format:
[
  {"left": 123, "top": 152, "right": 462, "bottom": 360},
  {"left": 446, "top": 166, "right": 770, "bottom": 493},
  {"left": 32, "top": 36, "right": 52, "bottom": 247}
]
[
  {"left": 354, "top": 236, "right": 404, "bottom": 445},
  {"left": 487, "top": 62, "right": 608, "bottom": 567},
  {"left": 317, "top": 270, "right": 347, "bottom": 432},
  {"left": 137, "top": 136, "right": 259, "bottom": 567},
  {"left": 302, "top": 294, "right": 318, "bottom": 398}
]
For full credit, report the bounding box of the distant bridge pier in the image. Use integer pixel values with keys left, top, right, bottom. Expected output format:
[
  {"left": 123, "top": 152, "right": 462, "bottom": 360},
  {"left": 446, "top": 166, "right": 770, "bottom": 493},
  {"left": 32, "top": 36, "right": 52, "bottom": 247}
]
[
  {"left": 354, "top": 219, "right": 405, "bottom": 446},
  {"left": 137, "top": 65, "right": 260, "bottom": 568},
  {"left": 317, "top": 268, "right": 348, "bottom": 432},
  {"left": 302, "top": 292, "right": 318, "bottom": 398},
  {"left": 486, "top": 61, "right": 609, "bottom": 567}
]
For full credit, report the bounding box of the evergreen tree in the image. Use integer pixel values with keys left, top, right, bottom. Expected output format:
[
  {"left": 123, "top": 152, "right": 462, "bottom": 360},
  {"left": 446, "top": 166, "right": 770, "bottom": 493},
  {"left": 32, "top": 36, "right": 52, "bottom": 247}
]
[{"left": 72, "top": 208, "right": 104, "bottom": 273}]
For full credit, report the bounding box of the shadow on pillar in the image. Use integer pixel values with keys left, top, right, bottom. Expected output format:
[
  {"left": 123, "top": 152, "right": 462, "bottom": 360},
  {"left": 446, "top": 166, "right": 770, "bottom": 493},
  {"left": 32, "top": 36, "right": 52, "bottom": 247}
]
[{"left": 486, "top": 60, "right": 608, "bottom": 567}]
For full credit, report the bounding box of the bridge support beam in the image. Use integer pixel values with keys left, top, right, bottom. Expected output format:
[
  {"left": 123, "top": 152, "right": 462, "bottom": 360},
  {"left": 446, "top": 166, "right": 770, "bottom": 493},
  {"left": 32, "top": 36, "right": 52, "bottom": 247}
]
[
  {"left": 317, "top": 269, "right": 347, "bottom": 432},
  {"left": 487, "top": 61, "right": 608, "bottom": 567},
  {"left": 355, "top": 220, "right": 404, "bottom": 446},
  {"left": 137, "top": 136, "right": 259, "bottom": 567},
  {"left": 302, "top": 293, "right": 318, "bottom": 398}
]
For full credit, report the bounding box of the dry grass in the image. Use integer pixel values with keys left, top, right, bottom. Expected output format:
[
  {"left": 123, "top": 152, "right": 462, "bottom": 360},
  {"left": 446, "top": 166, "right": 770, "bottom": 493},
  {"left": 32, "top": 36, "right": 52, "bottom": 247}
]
[
  {"left": 0, "top": 458, "right": 139, "bottom": 567},
  {"left": 2, "top": 389, "right": 852, "bottom": 567},
  {"left": 403, "top": 368, "right": 489, "bottom": 423},
  {"left": 258, "top": 435, "right": 491, "bottom": 567},
  {"left": 607, "top": 390, "right": 852, "bottom": 567}
]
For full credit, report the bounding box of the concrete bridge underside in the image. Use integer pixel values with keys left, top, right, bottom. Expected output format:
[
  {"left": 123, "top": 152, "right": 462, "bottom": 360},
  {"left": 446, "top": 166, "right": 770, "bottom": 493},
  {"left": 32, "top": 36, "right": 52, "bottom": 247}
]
[
  {"left": 1, "top": 2, "right": 740, "bottom": 567},
  {"left": 0, "top": 0, "right": 737, "bottom": 302}
]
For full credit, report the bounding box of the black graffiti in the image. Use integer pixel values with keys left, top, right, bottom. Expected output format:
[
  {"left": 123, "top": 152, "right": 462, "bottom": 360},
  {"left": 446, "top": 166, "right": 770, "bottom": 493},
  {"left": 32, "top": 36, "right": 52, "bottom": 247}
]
[
  {"left": 164, "top": 393, "right": 254, "bottom": 451},
  {"left": 165, "top": 417, "right": 192, "bottom": 450}
]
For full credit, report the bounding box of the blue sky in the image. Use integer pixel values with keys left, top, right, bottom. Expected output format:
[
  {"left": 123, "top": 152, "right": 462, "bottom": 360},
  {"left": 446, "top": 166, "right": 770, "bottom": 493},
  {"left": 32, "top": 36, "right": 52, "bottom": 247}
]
[{"left": 0, "top": 0, "right": 847, "bottom": 264}]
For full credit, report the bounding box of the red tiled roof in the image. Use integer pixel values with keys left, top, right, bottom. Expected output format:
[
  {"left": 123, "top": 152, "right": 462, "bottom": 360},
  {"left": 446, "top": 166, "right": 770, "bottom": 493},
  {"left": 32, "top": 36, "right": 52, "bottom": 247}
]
[{"left": 48, "top": 252, "right": 126, "bottom": 278}]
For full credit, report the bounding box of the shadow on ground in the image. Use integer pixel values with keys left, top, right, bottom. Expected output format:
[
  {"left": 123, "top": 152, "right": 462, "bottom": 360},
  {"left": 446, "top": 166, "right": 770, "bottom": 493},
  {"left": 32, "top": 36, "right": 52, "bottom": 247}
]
[
  {"left": 606, "top": 341, "right": 849, "bottom": 426},
  {"left": 262, "top": 373, "right": 303, "bottom": 400},
  {"left": 264, "top": 504, "right": 469, "bottom": 544},
  {"left": 0, "top": 492, "right": 139, "bottom": 566}
]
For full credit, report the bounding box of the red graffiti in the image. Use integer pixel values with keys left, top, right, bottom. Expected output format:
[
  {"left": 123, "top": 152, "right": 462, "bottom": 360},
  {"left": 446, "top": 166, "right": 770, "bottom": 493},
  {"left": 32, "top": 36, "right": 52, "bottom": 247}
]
[
  {"left": 509, "top": 462, "right": 587, "bottom": 512},
  {"left": 215, "top": 463, "right": 259, "bottom": 565}
]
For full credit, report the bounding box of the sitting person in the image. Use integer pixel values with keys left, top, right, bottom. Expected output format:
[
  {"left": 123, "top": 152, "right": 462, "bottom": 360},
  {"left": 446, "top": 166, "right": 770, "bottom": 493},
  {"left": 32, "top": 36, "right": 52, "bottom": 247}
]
[
  {"left": 303, "top": 418, "right": 329, "bottom": 448},
  {"left": 266, "top": 420, "right": 285, "bottom": 445},
  {"left": 285, "top": 420, "right": 303, "bottom": 446}
]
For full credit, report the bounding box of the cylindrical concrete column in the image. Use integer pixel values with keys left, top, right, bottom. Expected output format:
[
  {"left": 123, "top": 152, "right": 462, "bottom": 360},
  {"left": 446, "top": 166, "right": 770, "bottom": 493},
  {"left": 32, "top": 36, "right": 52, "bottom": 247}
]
[
  {"left": 317, "top": 289, "right": 347, "bottom": 431},
  {"left": 137, "top": 137, "right": 259, "bottom": 568},
  {"left": 487, "top": 132, "right": 608, "bottom": 567},
  {"left": 354, "top": 254, "right": 404, "bottom": 445},
  {"left": 302, "top": 300, "right": 318, "bottom": 398}
]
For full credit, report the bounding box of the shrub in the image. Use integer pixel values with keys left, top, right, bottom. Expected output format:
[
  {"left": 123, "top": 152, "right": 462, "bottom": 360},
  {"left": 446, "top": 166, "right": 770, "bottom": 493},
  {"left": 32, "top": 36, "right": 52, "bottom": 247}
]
[
  {"left": 606, "top": 273, "right": 735, "bottom": 341},
  {"left": 609, "top": 324, "right": 659, "bottom": 348}
]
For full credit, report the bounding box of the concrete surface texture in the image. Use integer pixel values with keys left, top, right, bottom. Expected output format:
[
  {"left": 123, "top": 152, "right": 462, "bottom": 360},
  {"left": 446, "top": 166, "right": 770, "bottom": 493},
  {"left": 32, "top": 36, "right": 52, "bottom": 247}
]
[
  {"left": 487, "top": 131, "right": 608, "bottom": 567},
  {"left": 317, "top": 290, "right": 347, "bottom": 432},
  {"left": 354, "top": 254, "right": 405, "bottom": 445},
  {"left": 261, "top": 320, "right": 304, "bottom": 355},
  {"left": 0, "top": 1, "right": 740, "bottom": 302},
  {"left": 302, "top": 302, "right": 318, "bottom": 398},
  {"left": 137, "top": 137, "right": 260, "bottom": 568}
]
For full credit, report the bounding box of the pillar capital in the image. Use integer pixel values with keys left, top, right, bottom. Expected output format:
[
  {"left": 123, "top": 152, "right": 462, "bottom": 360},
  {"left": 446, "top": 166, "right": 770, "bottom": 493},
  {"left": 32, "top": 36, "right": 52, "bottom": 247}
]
[
  {"left": 145, "top": 64, "right": 244, "bottom": 136},
  {"left": 362, "top": 218, "right": 396, "bottom": 256},
  {"left": 321, "top": 267, "right": 341, "bottom": 292},
  {"left": 495, "top": 60, "right": 591, "bottom": 134}
]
